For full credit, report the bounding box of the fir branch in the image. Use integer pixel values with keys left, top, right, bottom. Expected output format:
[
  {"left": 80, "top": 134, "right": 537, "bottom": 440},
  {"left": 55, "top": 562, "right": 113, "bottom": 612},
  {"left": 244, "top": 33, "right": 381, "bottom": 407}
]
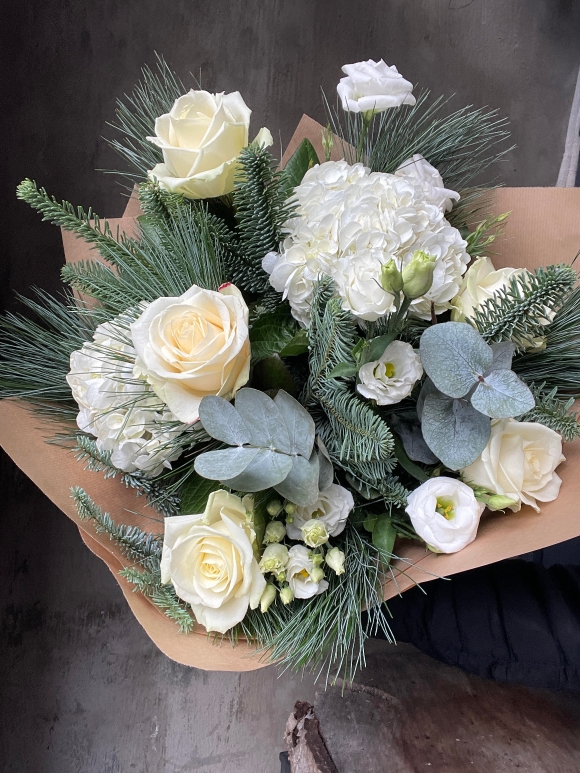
[
  {"left": 71, "top": 487, "right": 163, "bottom": 571},
  {"left": 471, "top": 264, "right": 577, "bottom": 347},
  {"left": 517, "top": 384, "right": 580, "bottom": 442},
  {"left": 105, "top": 54, "right": 190, "bottom": 181},
  {"left": 151, "top": 585, "right": 196, "bottom": 634},
  {"left": 513, "top": 286, "right": 580, "bottom": 397},
  {"left": 119, "top": 566, "right": 163, "bottom": 596},
  {"left": 231, "top": 143, "right": 293, "bottom": 293}
]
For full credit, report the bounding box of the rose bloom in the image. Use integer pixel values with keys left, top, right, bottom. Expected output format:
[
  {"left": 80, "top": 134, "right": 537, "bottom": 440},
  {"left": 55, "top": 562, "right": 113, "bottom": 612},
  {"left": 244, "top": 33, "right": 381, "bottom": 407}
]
[
  {"left": 406, "top": 477, "right": 485, "bottom": 554},
  {"left": 337, "top": 59, "right": 416, "bottom": 113},
  {"left": 147, "top": 89, "right": 272, "bottom": 199},
  {"left": 131, "top": 283, "right": 250, "bottom": 424},
  {"left": 357, "top": 340, "right": 423, "bottom": 406},
  {"left": 286, "top": 545, "right": 329, "bottom": 599},
  {"left": 286, "top": 484, "right": 354, "bottom": 541},
  {"left": 462, "top": 419, "right": 565, "bottom": 513},
  {"left": 395, "top": 154, "right": 459, "bottom": 213},
  {"left": 451, "top": 257, "right": 524, "bottom": 323},
  {"left": 161, "top": 490, "right": 266, "bottom": 633}
]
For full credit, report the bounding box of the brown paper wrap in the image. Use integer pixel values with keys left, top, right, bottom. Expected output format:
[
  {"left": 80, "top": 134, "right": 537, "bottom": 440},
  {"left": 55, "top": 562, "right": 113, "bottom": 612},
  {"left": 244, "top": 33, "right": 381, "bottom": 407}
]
[{"left": 1, "top": 117, "right": 579, "bottom": 670}]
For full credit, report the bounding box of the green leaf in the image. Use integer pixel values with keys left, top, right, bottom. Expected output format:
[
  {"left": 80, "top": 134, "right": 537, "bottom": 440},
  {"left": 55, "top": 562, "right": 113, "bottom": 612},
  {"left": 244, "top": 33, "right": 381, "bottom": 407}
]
[
  {"left": 389, "top": 414, "right": 439, "bottom": 465},
  {"left": 252, "top": 355, "right": 297, "bottom": 396},
  {"left": 472, "top": 369, "right": 535, "bottom": 418},
  {"left": 328, "top": 362, "right": 359, "bottom": 379},
  {"left": 279, "top": 329, "right": 309, "bottom": 357},
  {"left": 180, "top": 472, "right": 222, "bottom": 515},
  {"left": 250, "top": 307, "right": 298, "bottom": 362},
  {"left": 364, "top": 333, "right": 396, "bottom": 364},
  {"left": 421, "top": 391, "right": 491, "bottom": 470},
  {"left": 392, "top": 433, "right": 430, "bottom": 482},
  {"left": 281, "top": 138, "right": 319, "bottom": 190},
  {"left": 372, "top": 515, "right": 397, "bottom": 563},
  {"left": 420, "top": 322, "right": 493, "bottom": 398}
]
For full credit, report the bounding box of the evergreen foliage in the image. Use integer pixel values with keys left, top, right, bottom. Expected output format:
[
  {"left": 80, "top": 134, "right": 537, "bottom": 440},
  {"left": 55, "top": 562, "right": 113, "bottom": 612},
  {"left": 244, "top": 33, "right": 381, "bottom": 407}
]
[
  {"left": 471, "top": 264, "right": 577, "bottom": 348},
  {"left": 518, "top": 384, "right": 580, "bottom": 442},
  {"left": 231, "top": 143, "right": 294, "bottom": 293}
]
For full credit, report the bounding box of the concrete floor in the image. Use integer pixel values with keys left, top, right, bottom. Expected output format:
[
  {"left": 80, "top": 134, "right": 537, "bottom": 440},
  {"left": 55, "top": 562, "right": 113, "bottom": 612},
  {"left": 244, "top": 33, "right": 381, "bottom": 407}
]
[{"left": 2, "top": 1, "right": 580, "bottom": 771}]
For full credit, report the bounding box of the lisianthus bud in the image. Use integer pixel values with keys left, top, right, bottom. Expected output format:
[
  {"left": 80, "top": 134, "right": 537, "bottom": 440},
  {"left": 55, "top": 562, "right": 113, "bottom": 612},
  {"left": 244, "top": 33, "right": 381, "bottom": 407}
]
[
  {"left": 311, "top": 552, "right": 324, "bottom": 567},
  {"left": 263, "top": 520, "right": 286, "bottom": 544},
  {"left": 260, "top": 583, "right": 277, "bottom": 614},
  {"left": 325, "top": 546, "right": 346, "bottom": 575},
  {"left": 284, "top": 502, "right": 297, "bottom": 515},
  {"left": 300, "top": 520, "right": 330, "bottom": 548},
  {"left": 280, "top": 585, "right": 295, "bottom": 605},
  {"left": 267, "top": 500, "right": 283, "bottom": 517},
  {"left": 310, "top": 566, "right": 325, "bottom": 583},
  {"left": 380, "top": 259, "right": 404, "bottom": 294},
  {"left": 402, "top": 251, "right": 436, "bottom": 299},
  {"left": 487, "top": 494, "right": 520, "bottom": 512},
  {"left": 259, "top": 543, "right": 289, "bottom": 575}
]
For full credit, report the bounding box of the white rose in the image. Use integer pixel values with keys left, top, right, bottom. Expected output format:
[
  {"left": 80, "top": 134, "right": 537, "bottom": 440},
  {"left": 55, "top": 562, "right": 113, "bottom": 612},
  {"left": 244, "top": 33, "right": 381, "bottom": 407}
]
[
  {"left": 286, "top": 545, "right": 329, "bottom": 599},
  {"left": 131, "top": 283, "right": 250, "bottom": 424},
  {"left": 331, "top": 252, "right": 395, "bottom": 321},
  {"left": 67, "top": 318, "right": 183, "bottom": 476},
  {"left": 395, "top": 154, "right": 459, "bottom": 212},
  {"left": 406, "top": 477, "right": 485, "bottom": 554},
  {"left": 461, "top": 419, "right": 565, "bottom": 513},
  {"left": 160, "top": 490, "right": 266, "bottom": 633},
  {"left": 337, "top": 60, "right": 416, "bottom": 113},
  {"left": 357, "top": 340, "right": 423, "bottom": 406},
  {"left": 147, "top": 89, "right": 272, "bottom": 199},
  {"left": 451, "top": 257, "right": 524, "bottom": 322},
  {"left": 286, "top": 484, "right": 354, "bottom": 541}
]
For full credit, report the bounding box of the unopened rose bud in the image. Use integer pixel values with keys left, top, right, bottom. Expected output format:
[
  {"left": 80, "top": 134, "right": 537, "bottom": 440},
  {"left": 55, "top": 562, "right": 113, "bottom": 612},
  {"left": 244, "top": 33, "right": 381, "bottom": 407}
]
[
  {"left": 284, "top": 502, "right": 297, "bottom": 515},
  {"left": 259, "top": 543, "right": 289, "bottom": 575},
  {"left": 380, "top": 259, "right": 404, "bottom": 294},
  {"left": 487, "top": 494, "right": 519, "bottom": 512},
  {"left": 310, "top": 566, "right": 325, "bottom": 584},
  {"left": 402, "top": 251, "right": 436, "bottom": 299},
  {"left": 325, "top": 546, "right": 346, "bottom": 575},
  {"left": 260, "top": 583, "right": 277, "bottom": 614},
  {"left": 263, "top": 520, "right": 286, "bottom": 544},
  {"left": 301, "top": 520, "right": 330, "bottom": 548},
  {"left": 267, "top": 500, "right": 282, "bottom": 517},
  {"left": 279, "top": 585, "right": 294, "bottom": 605}
]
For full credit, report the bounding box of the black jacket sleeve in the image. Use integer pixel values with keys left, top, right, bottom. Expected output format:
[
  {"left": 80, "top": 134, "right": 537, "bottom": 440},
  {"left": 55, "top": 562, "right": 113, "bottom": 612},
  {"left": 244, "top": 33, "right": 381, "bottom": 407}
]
[{"left": 369, "top": 559, "right": 580, "bottom": 690}]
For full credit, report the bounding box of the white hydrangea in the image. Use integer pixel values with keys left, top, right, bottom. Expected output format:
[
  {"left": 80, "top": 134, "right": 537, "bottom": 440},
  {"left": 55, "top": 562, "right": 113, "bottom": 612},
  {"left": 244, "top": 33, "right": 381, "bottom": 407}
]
[
  {"left": 66, "top": 318, "right": 183, "bottom": 476},
  {"left": 263, "top": 160, "right": 469, "bottom": 325}
]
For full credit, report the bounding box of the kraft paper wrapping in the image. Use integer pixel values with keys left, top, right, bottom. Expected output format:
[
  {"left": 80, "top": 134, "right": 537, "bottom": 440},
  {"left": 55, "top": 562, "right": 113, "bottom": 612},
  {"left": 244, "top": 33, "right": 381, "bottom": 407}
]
[{"left": 1, "top": 116, "right": 579, "bottom": 671}]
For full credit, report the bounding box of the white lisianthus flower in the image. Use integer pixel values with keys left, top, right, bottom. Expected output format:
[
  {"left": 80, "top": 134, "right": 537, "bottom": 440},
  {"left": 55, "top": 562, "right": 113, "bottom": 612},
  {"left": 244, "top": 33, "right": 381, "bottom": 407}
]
[
  {"left": 147, "top": 89, "right": 272, "bottom": 199},
  {"left": 259, "top": 543, "right": 290, "bottom": 575},
  {"left": 395, "top": 154, "right": 460, "bottom": 213},
  {"left": 406, "top": 478, "right": 485, "bottom": 553},
  {"left": 357, "top": 340, "right": 423, "bottom": 406},
  {"left": 67, "top": 318, "right": 183, "bottom": 477},
  {"left": 461, "top": 419, "right": 565, "bottom": 513},
  {"left": 286, "top": 545, "right": 329, "bottom": 599},
  {"left": 337, "top": 60, "right": 416, "bottom": 113},
  {"left": 325, "top": 546, "right": 346, "bottom": 576},
  {"left": 300, "top": 520, "right": 330, "bottom": 548},
  {"left": 286, "top": 484, "right": 354, "bottom": 541},
  {"left": 266, "top": 160, "right": 468, "bottom": 326},
  {"left": 160, "top": 490, "right": 266, "bottom": 634},
  {"left": 130, "top": 283, "right": 250, "bottom": 424}
]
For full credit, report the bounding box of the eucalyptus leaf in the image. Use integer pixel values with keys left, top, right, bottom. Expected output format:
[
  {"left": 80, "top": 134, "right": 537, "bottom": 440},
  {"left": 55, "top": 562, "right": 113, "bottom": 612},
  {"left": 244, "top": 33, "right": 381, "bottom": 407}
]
[
  {"left": 488, "top": 341, "right": 515, "bottom": 373},
  {"left": 274, "top": 389, "right": 315, "bottom": 458},
  {"left": 198, "top": 395, "right": 250, "bottom": 446},
  {"left": 194, "top": 447, "right": 261, "bottom": 481},
  {"left": 392, "top": 433, "right": 430, "bottom": 482},
  {"left": 390, "top": 414, "right": 439, "bottom": 465},
  {"left": 235, "top": 388, "right": 292, "bottom": 452},
  {"left": 180, "top": 472, "right": 223, "bottom": 514},
  {"left": 472, "top": 369, "right": 535, "bottom": 418},
  {"left": 421, "top": 391, "right": 491, "bottom": 470},
  {"left": 317, "top": 438, "right": 334, "bottom": 491},
  {"left": 221, "top": 448, "right": 293, "bottom": 492},
  {"left": 281, "top": 138, "right": 319, "bottom": 190},
  {"left": 416, "top": 377, "right": 438, "bottom": 421},
  {"left": 420, "top": 322, "right": 493, "bottom": 398},
  {"left": 274, "top": 450, "right": 320, "bottom": 506}
]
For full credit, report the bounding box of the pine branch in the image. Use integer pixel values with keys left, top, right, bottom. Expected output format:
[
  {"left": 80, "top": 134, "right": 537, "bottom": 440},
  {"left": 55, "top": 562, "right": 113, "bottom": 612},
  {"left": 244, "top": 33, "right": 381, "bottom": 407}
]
[
  {"left": 119, "top": 566, "right": 163, "bottom": 596},
  {"left": 231, "top": 143, "right": 293, "bottom": 293},
  {"left": 151, "top": 586, "right": 196, "bottom": 633},
  {"left": 471, "top": 264, "right": 577, "bottom": 347},
  {"left": 517, "top": 385, "right": 580, "bottom": 442},
  {"left": 71, "top": 487, "right": 163, "bottom": 571}
]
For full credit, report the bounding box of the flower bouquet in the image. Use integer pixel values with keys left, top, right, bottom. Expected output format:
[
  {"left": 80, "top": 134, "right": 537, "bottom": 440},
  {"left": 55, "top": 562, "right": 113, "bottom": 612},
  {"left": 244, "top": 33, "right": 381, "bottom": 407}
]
[{"left": 1, "top": 57, "right": 579, "bottom": 677}]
